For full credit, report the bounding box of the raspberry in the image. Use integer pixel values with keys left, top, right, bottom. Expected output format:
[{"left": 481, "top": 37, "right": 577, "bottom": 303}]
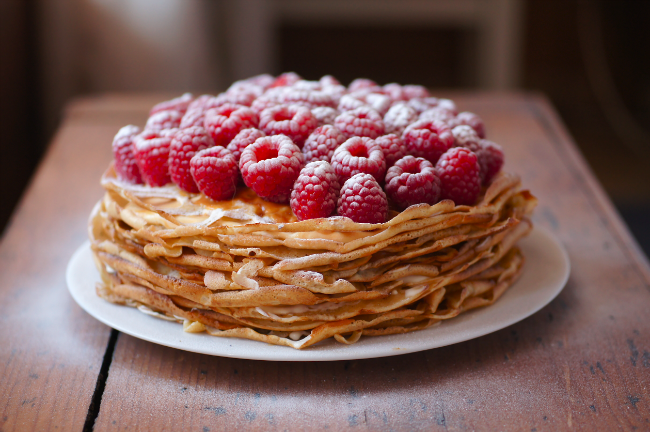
[
  {"left": 338, "top": 93, "right": 391, "bottom": 116},
  {"left": 187, "top": 94, "right": 221, "bottom": 112},
  {"left": 270, "top": 72, "right": 302, "bottom": 88},
  {"left": 435, "top": 147, "right": 481, "bottom": 205},
  {"left": 292, "top": 80, "right": 322, "bottom": 91},
  {"left": 214, "top": 89, "right": 257, "bottom": 107},
  {"left": 334, "top": 106, "right": 385, "bottom": 139},
  {"left": 311, "top": 106, "right": 339, "bottom": 126},
  {"left": 451, "top": 125, "right": 481, "bottom": 152},
  {"left": 419, "top": 107, "right": 456, "bottom": 125},
  {"left": 385, "top": 156, "right": 441, "bottom": 210},
  {"left": 204, "top": 103, "right": 259, "bottom": 147},
  {"left": 112, "top": 125, "right": 143, "bottom": 184},
  {"left": 337, "top": 94, "right": 367, "bottom": 112},
  {"left": 145, "top": 110, "right": 183, "bottom": 131},
  {"left": 302, "top": 125, "right": 346, "bottom": 163},
  {"left": 402, "top": 119, "right": 454, "bottom": 164},
  {"left": 236, "top": 74, "right": 275, "bottom": 89},
  {"left": 226, "top": 81, "right": 265, "bottom": 98},
  {"left": 259, "top": 104, "right": 318, "bottom": 148},
  {"left": 383, "top": 102, "right": 418, "bottom": 135},
  {"left": 226, "top": 128, "right": 266, "bottom": 163},
  {"left": 383, "top": 83, "right": 406, "bottom": 101},
  {"left": 337, "top": 173, "right": 388, "bottom": 224},
  {"left": 190, "top": 146, "right": 239, "bottom": 201},
  {"left": 331, "top": 136, "right": 386, "bottom": 184},
  {"left": 437, "top": 98, "right": 458, "bottom": 115},
  {"left": 375, "top": 134, "right": 407, "bottom": 167},
  {"left": 290, "top": 161, "right": 340, "bottom": 220},
  {"left": 455, "top": 111, "right": 486, "bottom": 138},
  {"left": 239, "top": 135, "right": 304, "bottom": 203},
  {"left": 133, "top": 130, "right": 174, "bottom": 187},
  {"left": 180, "top": 108, "right": 207, "bottom": 128},
  {"left": 277, "top": 88, "right": 336, "bottom": 109},
  {"left": 475, "top": 139, "right": 504, "bottom": 185},
  {"left": 364, "top": 93, "right": 392, "bottom": 116},
  {"left": 320, "top": 75, "right": 341, "bottom": 87},
  {"left": 402, "top": 85, "right": 430, "bottom": 100},
  {"left": 407, "top": 97, "right": 440, "bottom": 114},
  {"left": 150, "top": 93, "right": 193, "bottom": 116},
  {"left": 168, "top": 126, "right": 214, "bottom": 192},
  {"left": 348, "top": 78, "right": 381, "bottom": 93}
]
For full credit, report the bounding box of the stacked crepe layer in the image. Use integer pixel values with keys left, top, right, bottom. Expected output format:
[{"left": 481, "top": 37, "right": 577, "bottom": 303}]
[{"left": 90, "top": 166, "right": 537, "bottom": 349}]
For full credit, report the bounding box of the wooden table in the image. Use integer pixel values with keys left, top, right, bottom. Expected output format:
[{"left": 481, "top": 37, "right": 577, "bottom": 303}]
[{"left": 1, "top": 92, "right": 649, "bottom": 431}]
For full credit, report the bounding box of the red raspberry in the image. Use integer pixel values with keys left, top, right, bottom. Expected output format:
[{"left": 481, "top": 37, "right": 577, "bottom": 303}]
[
  {"left": 236, "top": 74, "right": 275, "bottom": 89},
  {"left": 187, "top": 94, "right": 221, "bottom": 112},
  {"left": 168, "top": 126, "right": 214, "bottom": 193},
  {"left": 334, "top": 106, "right": 385, "bottom": 139},
  {"left": 364, "top": 93, "right": 392, "bottom": 116},
  {"left": 402, "top": 119, "right": 454, "bottom": 164},
  {"left": 250, "top": 94, "right": 282, "bottom": 116},
  {"left": 475, "top": 139, "right": 504, "bottom": 185},
  {"left": 337, "top": 94, "right": 367, "bottom": 112},
  {"left": 259, "top": 104, "right": 318, "bottom": 148},
  {"left": 455, "top": 111, "right": 486, "bottom": 138},
  {"left": 419, "top": 107, "right": 456, "bottom": 126},
  {"left": 451, "top": 125, "right": 481, "bottom": 152},
  {"left": 133, "top": 130, "right": 174, "bottom": 187},
  {"left": 302, "top": 125, "right": 346, "bottom": 164},
  {"left": 348, "top": 78, "right": 381, "bottom": 93},
  {"left": 437, "top": 98, "right": 458, "bottom": 115},
  {"left": 290, "top": 161, "right": 340, "bottom": 220},
  {"left": 319, "top": 75, "right": 341, "bottom": 87},
  {"left": 270, "top": 72, "right": 302, "bottom": 88},
  {"left": 214, "top": 89, "right": 257, "bottom": 107},
  {"left": 150, "top": 93, "right": 193, "bottom": 116},
  {"left": 337, "top": 173, "right": 388, "bottom": 224},
  {"left": 383, "top": 102, "right": 418, "bottom": 135},
  {"left": 331, "top": 136, "right": 386, "bottom": 184},
  {"left": 385, "top": 156, "right": 441, "bottom": 210},
  {"left": 226, "top": 81, "right": 265, "bottom": 98},
  {"left": 435, "top": 147, "right": 481, "bottom": 206},
  {"left": 311, "top": 106, "right": 339, "bottom": 126},
  {"left": 190, "top": 146, "right": 239, "bottom": 201},
  {"left": 402, "top": 85, "right": 430, "bottom": 100},
  {"left": 277, "top": 88, "right": 336, "bottom": 109},
  {"left": 375, "top": 134, "right": 407, "bottom": 167},
  {"left": 112, "top": 125, "right": 143, "bottom": 184},
  {"left": 239, "top": 135, "right": 304, "bottom": 203},
  {"left": 383, "top": 83, "right": 406, "bottom": 101},
  {"left": 226, "top": 128, "right": 266, "bottom": 164},
  {"left": 406, "top": 97, "right": 440, "bottom": 114},
  {"left": 145, "top": 110, "right": 183, "bottom": 131},
  {"left": 180, "top": 107, "right": 207, "bottom": 128},
  {"left": 204, "top": 104, "right": 259, "bottom": 147}
]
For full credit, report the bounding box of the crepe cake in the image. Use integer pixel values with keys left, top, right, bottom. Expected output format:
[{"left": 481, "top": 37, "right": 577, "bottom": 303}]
[{"left": 90, "top": 75, "right": 537, "bottom": 349}]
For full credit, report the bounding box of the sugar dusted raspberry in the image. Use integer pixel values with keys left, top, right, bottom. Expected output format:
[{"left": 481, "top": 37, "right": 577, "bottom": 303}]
[
  {"left": 407, "top": 97, "right": 440, "bottom": 114},
  {"left": 331, "top": 136, "right": 386, "bottom": 184},
  {"left": 204, "top": 104, "right": 259, "bottom": 147},
  {"left": 375, "top": 134, "right": 407, "bottom": 167},
  {"left": 226, "top": 128, "right": 266, "bottom": 163},
  {"left": 190, "top": 146, "right": 239, "bottom": 201},
  {"left": 145, "top": 110, "right": 183, "bottom": 132},
  {"left": 384, "top": 102, "right": 418, "bottom": 135},
  {"left": 339, "top": 92, "right": 390, "bottom": 116},
  {"left": 402, "top": 85, "right": 430, "bottom": 100},
  {"left": 385, "top": 156, "right": 441, "bottom": 210},
  {"left": 337, "top": 173, "right": 388, "bottom": 224},
  {"left": 112, "top": 125, "right": 143, "bottom": 184},
  {"left": 290, "top": 161, "right": 340, "bottom": 220},
  {"left": 334, "top": 106, "right": 385, "bottom": 139},
  {"left": 383, "top": 83, "right": 406, "bottom": 101},
  {"left": 259, "top": 104, "right": 318, "bottom": 148},
  {"left": 337, "top": 94, "right": 367, "bottom": 112},
  {"left": 320, "top": 75, "right": 341, "bottom": 87},
  {"left": 475, "top": 139, "right": 504, "bottom": 185},
  {"left": 150, "top": 93, "right": 193, "bottom": 116},
  {"left": 302, "top": 125, "right": 346, "bottom": 163},
  {"left": 214, "top": 89, "right": 257, "bottom": 107},
  {"left": 451, "top": 125, "right": 481, "bottom": 152},
  {"left": 292, "top": 80, "right": 322, "bottom": 91},
  {"left": 180, "top": 108, "right": 207, "bottom": 128},
  {"left": 270, "top": 72, "right": 302, "bottom": 88},
  {"left": 169, "top": 126, "right": 214, "bottom": 193},
  {"left": 250, "top": 94, "right": 282, "bottom": 116},
  {"left": 419, "top": 107, "right": 456, "bottom": 125},
  {"left": 187, "top": 94, "right": 221, "bottom": 112},
  {"left": 455, "top": 111, "right": 486, "bottom": 138},
  {"left": 365, "top": 93, "right": 392, "bottom": 116},
  {"left": 311, "top": 106, "right": 339, "bottom": 127},
  {"left": 133, "top": 130, "right": 174, "bottom": 187},
  {"left": 402, "top": 119, "right": 454, "bottom": 164},
  {"left": 437, "top": 98, "right": 458, "bottom": 115},
  {"left": 435, "top": 147, "right": 481, "bottom": 206},
  {"left": 239, "top": 135, "right": 304, "bottom": 203},
  {"left": 226, "top": 81, "right": 265, "bottom": 98},
  {"left": 348, "top": 78, "right": 381, "bottom": 93},
  {"left": 237, "top": 74, "right": 275, "bottom": 89},
  {"left": 277, "top": 88, "right": 336, "bottom": 109}
]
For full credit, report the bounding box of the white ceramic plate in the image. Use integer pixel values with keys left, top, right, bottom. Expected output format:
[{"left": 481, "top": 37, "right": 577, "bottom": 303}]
[{"left": 66, "top": 226, "right": 569, "bottom": 361}]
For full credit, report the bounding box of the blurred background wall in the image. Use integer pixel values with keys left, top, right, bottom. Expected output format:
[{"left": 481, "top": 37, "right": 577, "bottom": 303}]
[{"left": 1, "top": 0, "right": 649, "bottom": 252}]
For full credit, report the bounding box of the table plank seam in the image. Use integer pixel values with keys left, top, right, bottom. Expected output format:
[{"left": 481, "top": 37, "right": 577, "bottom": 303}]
[{"left": 83, "top": 329, "right": 120, "bottom": 432}]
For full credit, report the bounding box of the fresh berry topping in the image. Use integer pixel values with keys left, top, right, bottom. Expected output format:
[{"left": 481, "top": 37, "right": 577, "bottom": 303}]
[
  {"left": 150, "top": 93, "right": 193, "bottom": 116},
  {"left": 435, "top": 147, "right": 481, "bottom": 205},
  {"left": 337, "top": 173, "right": 388, "bottom": 224},
  {"left": 475, "top": 139, "right": 504, "bottom": 185},
  {"left": 204, "top": 104, "right": 259, "bottom": 147},
  {"left": 384, "top": 102, "right": 418, "bottom": 135},
  {"left": 402, "top": 119, "right": 454, "bottom": 164},
  {"left": 334, "top": 106, "right": 385, "bottom": 139},
  {"left": 385, "top": 156, "right": 441, "bottom": 210},
  {"left": 190, "top": 146, "right": 239, "bottom": 201},
  {"left": 331, "top": 136, "right": 386, "bottom": 184},
  {"left": 311, "top": 106, "right": 339, "bottom": 126},
  {"left": 226, "top": 128, "right": 266, "bottom": 163},
  {"left": 455, "top": 111, "right": 486, "bottom": 138},
  {"left": 290, "top": 161, "right": 340, "bottom": 220},
  {"left": 112, "top": 125, "right": 143, "bottom": 184},
  {"left": 168, "top": 126, "right": 214, "bottom": 192},
  {"left": 451, "top": 125, "right": 481, "bottom": 152},
  {"left": 133, "top": 130, "right": 174, "bottom": 187},
  {"left": 302, "top": 125, "right": 346, "bottom": 163},
  {"left": 145, "top": 110, "right": 183, "bottom": 131},
  {"left": 348, "top": 78, "right": 381, "bottom": 93},
  {"left": 270, "top": 72, "right": 302, "bottom": 88},
  {"left": 239, "top": 135, "right": 304, "bottom": 203},
  {"left": 419, "top": 107, "right": 456, "bottom": 125},
  {"left": 375, "top": 134, "right": 407, "bottom": 167},
  {"left": 259, "top": 104, "right": 318, "bottom": 148}
]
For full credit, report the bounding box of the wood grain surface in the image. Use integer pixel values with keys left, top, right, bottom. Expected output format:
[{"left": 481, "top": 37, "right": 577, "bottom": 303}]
[{"left": 2, "top": 92, "right": 649, "bottom": 431}]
